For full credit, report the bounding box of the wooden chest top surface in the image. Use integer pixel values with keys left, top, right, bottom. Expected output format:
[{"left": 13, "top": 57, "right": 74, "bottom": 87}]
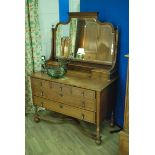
[{"left": 31, "top": 70, "right": 117, "bottom": 91}]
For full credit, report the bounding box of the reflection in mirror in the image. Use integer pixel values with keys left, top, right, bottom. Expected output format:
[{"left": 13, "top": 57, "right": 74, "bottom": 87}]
[
  {"left": 56, "top": 24, "right": 70, "bottom": 57},
  {"left": 55, "top": 18, "right": 115, "bottom": 64},
  {"left": 56, "top": 18, "right": 78, "bottom": 58}
]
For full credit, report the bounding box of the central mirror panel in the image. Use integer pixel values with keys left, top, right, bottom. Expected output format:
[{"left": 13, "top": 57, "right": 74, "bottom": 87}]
[{"left": 55, "top": 18, "right": 115, "bottom": 65}]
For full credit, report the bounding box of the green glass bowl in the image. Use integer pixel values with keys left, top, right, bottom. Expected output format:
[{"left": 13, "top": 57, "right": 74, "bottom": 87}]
[{"left": 47, "top": 66, "right": 66, "bottom": 78}]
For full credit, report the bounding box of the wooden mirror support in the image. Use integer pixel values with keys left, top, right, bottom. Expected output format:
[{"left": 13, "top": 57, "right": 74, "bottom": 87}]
[
  {"left": 47, "top": 12, "right": 118, "bottom": 80},
  {"left": 31, "top": 12, "right": 119, "bottom": 145}
]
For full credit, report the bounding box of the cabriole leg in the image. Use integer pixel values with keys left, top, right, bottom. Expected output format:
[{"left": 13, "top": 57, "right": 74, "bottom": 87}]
[
  {"left": 95, "top": 91, "right": 102, "bottom": 145},
  {"left": 34, "top": 105, "right": 40, "bottom": 123},
  {"left": 95, "top": 124, "right": 102, "bottom": 145}
]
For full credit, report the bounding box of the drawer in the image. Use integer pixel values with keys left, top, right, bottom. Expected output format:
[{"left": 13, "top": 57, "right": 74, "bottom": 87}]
[
  {"left": 72, "top": 87, "right": 96, "bottom": 100},
  {"left": 31, "top": 78, "right": 44, "bottom": 96},
  {"left": 31, "top": 78, "right": 43, "bottom": 87},
  {"left": 59, "top": 95, "right": 96, "bottom": 111},
  {"left": 31, "top": 78, "right": 96, "bottom": 111},
  {"left": 74, "top": 99, "right": 96, "bottom": 111},
  {"left": 33, "top": 96, "right": 96, "bottom": 124},
  {"left": 52, "top": 82, "right": 72, "bottom": 95},
  {"left": 41, "top": 82, "right": 73, "bottom": 101},
  {"left": 33, "top": 95, "right": 44, "bottom": 107},
  {"left": 31, "top": 78, "right": 53, "bottom": 97},
  {"left": 42, "top": 89, "right": 96, "bottom": 111},
  {"left": 31, "top": 78, "right": 95, "bottom": 100},
  {"left": 42, "top": 80, "right": 53, "bottom": 89},
  {"left": 52, "top": 82, "right": 61, "bottom": 91}
]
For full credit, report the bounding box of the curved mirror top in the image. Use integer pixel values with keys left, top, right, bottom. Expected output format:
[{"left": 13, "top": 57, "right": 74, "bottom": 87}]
[{"left": 55, "top": 18, "right": 115, "bottom": 64}]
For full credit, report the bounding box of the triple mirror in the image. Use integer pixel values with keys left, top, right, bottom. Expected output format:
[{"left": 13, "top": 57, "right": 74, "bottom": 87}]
[{"left": 52, "top": 13, "right": 118, "bottom": 65}]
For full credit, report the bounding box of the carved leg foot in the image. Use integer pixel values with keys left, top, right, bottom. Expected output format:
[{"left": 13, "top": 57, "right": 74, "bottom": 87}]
[
  {"left": 96, "top": 125, "right": 102, "bottom": 145},
  {"left": 34, "top": 116, "right": 40, "bottom": 123},
  {"left": 34, "top": 105, "right": 40, "bottom": 123},
  {"left": 110, "top": 121, "right": 115, "bottom": 127},
  {"left": 95, "top": 136, "right": 102, "bottom": 145}
]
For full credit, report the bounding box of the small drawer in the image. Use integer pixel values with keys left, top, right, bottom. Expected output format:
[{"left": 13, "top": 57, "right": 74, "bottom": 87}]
[
  {"left": 75, "top": 99, "right": 96, "bottom": 111},
  {"left": 43, "top": 80, "right": 53, "bottom": 89},
  {"left": 41, "top": 86, "right": 96, "bottom": 111},
  {"left": 61, "top": 84, "right": 72, "bottom": 95},
  {"left": 31, "top": 78, "right": 43, "bottom": 88},
  {"left": 60, "top": 94, "right": 96, "bottom": 111},
  {"left": 52, "top": 82, "right": 71, "bottom": 95},
  {"left": 72, "top": 87, "right": 95, "bottom": 100},
  {"left": 52, "top": 82, "right": 62, "bottom": 92},
  {"left": 91, "top": 69, "right": 109, "bottom": 80},
  {"left": 32, "top": 79, "right": 54, "bottom": 98},
  {"left": 31, "top": 78, "right": 44, "bottom": 97},
  {"left": 33, "top": 96, "right": 44, "bottom": 107}
]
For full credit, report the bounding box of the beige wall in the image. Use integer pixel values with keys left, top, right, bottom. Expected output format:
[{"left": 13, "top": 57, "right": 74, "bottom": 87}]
[
  {"left": 38, "top": 0, "right": 80, "bottom": 59},
  {"left": 38, "top": 0, "right": 59, "bottom": 59}
]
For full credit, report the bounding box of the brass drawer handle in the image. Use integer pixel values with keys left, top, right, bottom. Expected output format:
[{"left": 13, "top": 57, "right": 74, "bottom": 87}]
[
  {"left": 49, "top": 83, "right": 53, "bottom": 88},
  {"left": 81, "top": 114, "right": 85, "bottom": 120},
  {"left": 41, "top": 101, "right": 44, "bottom": 107},
  {"left": 60, "top": 87, "right": 62, "bottom": 91},
  {"left": 41, "top": 91, "right": 44, "bottom": 96},
  {"left": 59, "top": 93, "right": 63, "bottom": 97},
  {"left": 81, "top": 92, "right": 84, "bottom": 96},
  {"left": 81, "top": 101, "right": 85, "bottom": 107},
  {"left": 59, "top": 104, "right": 63, "bottom": 108},
  {"left": 40, "top": 82, "right": 43, "bottom": 86}
]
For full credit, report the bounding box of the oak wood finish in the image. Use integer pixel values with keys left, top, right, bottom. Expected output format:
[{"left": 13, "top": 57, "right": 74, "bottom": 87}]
[
  {"left": 33, "top": 96, "right": 96, "bottom": 123},
  {"left": 31, "top": 70, "right": 117, "bottom": 144},
  {"left": 69, "top": 12, "right": 99, "bottom": 18},
  {"left": 31, "top": 12, "right": 118, "bottom": 144},
  {"left": 47, "top": 12, "right": 118, "bottom": 81}
]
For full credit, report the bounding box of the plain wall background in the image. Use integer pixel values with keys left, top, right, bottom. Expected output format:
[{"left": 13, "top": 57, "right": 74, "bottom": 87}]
[{"left": 38, "top": 0, "right": 59, "bottom": 59}]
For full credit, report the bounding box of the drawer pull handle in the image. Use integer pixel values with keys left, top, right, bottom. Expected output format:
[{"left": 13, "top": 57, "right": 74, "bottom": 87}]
[
  {"left": 49, "top": 83, "right": 53, "bottom": 88},
  {"left": 40, "top": 82, "right": 42, "bottom": 86},
  {"left": 81, "top": 101, "right": 85, "bottom": 107},
  {"left": 81, "top": 92, "right": 84, "bottom": 96},
  {"left": 59, "top": 104, "right": 63, "bottom": 108},
  {"left": 81, "top": 114, "right": 85, "bottom": 120},
  {"left": 59, "top": 93, "right": 63, "bottom": 97},
  {"left": 41, "top": 102, "right": 44, "bottom": 107},
  {"left": 41, "top": 91, "right": 44, "bottom": 96},
  {"left": 60, "top": 87, "right": 62, "bottom": 91}
]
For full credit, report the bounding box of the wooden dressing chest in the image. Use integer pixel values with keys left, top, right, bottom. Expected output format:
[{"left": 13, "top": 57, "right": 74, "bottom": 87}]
[
  {"left": 31, "top": 70, "right": 117, "bottom": 144},
  {"left": 31, "top": 12, "right": 119, "bottom": 144}
]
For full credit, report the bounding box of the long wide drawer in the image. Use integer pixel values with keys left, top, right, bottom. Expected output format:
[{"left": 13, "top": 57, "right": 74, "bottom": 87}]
[
  {"left": 43, "top": 91, "right": 96, "bottom": 111},
  {"left": 33, "top": 96, "right": 96, "bottom": 124}
]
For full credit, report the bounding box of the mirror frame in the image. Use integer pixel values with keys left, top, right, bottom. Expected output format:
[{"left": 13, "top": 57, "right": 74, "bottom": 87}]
[{"left": 48, "top": 12, "right": 118, "bottom": 72}]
